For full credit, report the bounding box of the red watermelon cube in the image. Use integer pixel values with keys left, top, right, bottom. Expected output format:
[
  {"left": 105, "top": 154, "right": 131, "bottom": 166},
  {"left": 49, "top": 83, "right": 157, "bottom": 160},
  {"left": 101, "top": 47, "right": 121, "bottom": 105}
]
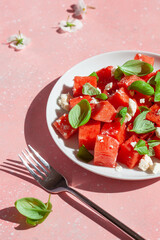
[
  {"left": 101, "top": 121, "right": 126, "bottom": 144},
  {"left": 134, "top": 53, "right": 154, "bottom": 66},
  {"left": 73, "top": 76, "right": 97, "bottom": 97},
  {"left": 94, "top": 134, "right": 119, "bottom": 168},
  {"left": 79, "top": 119, "right": 101, "bottom": 150},
  {"left": 69, "top": 95, "right": 92, "bottom": 109},
  {"left": 118, "top": 75, "right": 144, "bottom": 89},
  {"left": 117, "top": 135, "right": 141, "bottom": 168},
  {"left": 91, "top": 101, "right": 117, "bottom": 122},
  {"left": 108, "top": 87, "right": 129, "bottom": 109},
  {"left": 52, "top": 113, "right": 77, "bottom": 139},
  {"left": 146, "top": 104, "right": 160, "bottom": 126}
]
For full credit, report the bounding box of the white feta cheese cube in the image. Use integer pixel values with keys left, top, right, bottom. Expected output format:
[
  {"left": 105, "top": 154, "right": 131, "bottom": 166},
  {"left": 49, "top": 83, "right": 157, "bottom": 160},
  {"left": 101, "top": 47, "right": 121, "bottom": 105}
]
[
  {"left": 138, "top": 155, "right": 153, "bottom": 171},
  {"left": 128, "top": 98, "right": 137, "bottom": 117},
  {"left": 130, "top": 141, "right": 137, "bottom": 148},
  {"left": 90, "top": 97, "right": 99, "bottom": 104},
  {"left": 139, "top": 98, "right": 145, "bottom": 103},
  {"left": 156, "top": 109, "right": 160, "bottom": 116},
  {"left": 58, "top": 93, "right": 73, "bottom": 111},
  {"left": 150, "top": 162, "right": 160, "bottom": 174},
  {"left": 155, "top": 127, "right": 160, "bottom": 138},
  {"left": 124, "top": 113, "right": 132, "bottom": 123},
  {"left": 104, "top": 82, "right": 113, "bottom": 91},
  {"left": 111, "top": 67, "right": 116, "bottom": 77}
]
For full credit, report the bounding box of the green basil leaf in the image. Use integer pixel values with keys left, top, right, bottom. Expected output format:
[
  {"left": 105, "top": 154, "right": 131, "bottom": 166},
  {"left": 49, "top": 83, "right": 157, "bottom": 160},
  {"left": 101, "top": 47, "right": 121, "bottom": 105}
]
[
  {"left": 26, "top": 195, "right": 52, "bottom": 226},
  {"left": 147, "top": 75, "right": 156, "bottom": 85},
  {"left": 95, "top": 93, "right": 108, "bottom": 100},
  {"left": 68, "top": 99, "right": 91, "bottom": 128},
  {"left": 154, "top": 72, "right": 160, "bottom": 102},
  {"left": 116, "top": 107, "right": 127, "bottom": 125},
  {"left": 15, "top": 197, "right": 51, "bottom": 220},
  {"left": 114, "top": 67, "right": 123, "bottom": 80},
  {"left": 89, "top": 72, "right": 99, "bottom": 81},
  {"left": 134, "top": 140, "right": 149, "bottom": 155},
  {"left": 130, "top": 110, "right": 156, "bottom": 134},
  {"left": 119, "top": 60, "right": 154, "bottom": 77},
  {"left": 139, "top": 106, "right": 150, "bottom": 112},
  {"left": 77, "top": 145, "right": 94, "bottom": 162},
  {"left": 148, "top": 146, "right": 155, "bottom": 157},
  {"left": 148, "top": 140, "right": 160, "bottom": 148},
  {"left": 128, "top": 81, "right": 154, "bottom": 96},
  {"left": 82, "top": 83, "right": 101, "bottom": 96}
]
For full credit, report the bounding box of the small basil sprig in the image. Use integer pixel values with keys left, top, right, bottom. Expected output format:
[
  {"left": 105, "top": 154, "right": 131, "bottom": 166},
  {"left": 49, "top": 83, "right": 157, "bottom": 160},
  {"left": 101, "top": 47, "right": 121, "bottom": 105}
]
[
  {"left": 148, "top": 140, "right": 160, "bottom": 157},
  {"left": 134, "top": 140, "right": 149, "bottom": 155},
  {"left": 89, "top": 72, "right": 99, "bottom": 81},
  {"left": 114, "top": 60, "right": 154, "bottom": 80},
  {"left": 154, "top": 72, "right": 160, "bottom": 102},
  {"left": 69, "top": 99, "right": 91, "bottom": 128},
  {"left": 139, "top": 106, "right": 150, "bottom": 112},
  {"left": 82, "top": 83, "right": 101, "bottom": 96},
  {"left": 95, "top": 93, "right": 108, "bottom": 100},
  {"left": 116, "top": 107, "right": 127, "bottom": 125},
  {"left": 128, "top": 81, "right": 154, "bottom": 96},
  {"left": 15, "top": 195, "right": 52, "bottom": 226},
  {"left": 77, "top": 145, "right": 94, "bottom": 162},
  {"left": 130, "top": 110, "right": 156, "bottom": 134}
]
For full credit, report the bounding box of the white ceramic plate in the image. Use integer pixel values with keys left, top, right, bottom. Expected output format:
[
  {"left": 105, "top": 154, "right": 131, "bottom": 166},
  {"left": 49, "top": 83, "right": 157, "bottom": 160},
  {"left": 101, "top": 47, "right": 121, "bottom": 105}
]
[{"left": 46, "top": 50, "right": 160, "bottom": 180}]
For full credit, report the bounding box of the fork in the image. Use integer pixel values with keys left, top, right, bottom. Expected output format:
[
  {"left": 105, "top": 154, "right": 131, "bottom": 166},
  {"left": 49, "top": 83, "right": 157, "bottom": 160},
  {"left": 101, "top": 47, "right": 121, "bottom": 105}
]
[{"left": 18, "top": 145, "right": 145, "bottom": 240}]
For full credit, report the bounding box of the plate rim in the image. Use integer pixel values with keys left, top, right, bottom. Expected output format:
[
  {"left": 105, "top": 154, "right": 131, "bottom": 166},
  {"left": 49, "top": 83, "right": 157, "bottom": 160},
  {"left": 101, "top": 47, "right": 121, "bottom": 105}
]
[{"left": 46, "top": 50, "right": 160, "bottom": 181}]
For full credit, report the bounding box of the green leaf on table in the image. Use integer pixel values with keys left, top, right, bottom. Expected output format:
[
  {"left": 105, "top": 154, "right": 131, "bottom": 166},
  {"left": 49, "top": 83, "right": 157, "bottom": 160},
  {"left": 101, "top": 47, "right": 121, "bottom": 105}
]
[
  {"left": 114, "top": 60, "right": 154, "bottom": 80},
  {"left": 26, "top": 195, "right": 52, "bottom": 226},
  {"left": 82, "top": 83, "right": 101, "bottom": 96},
  {"left": 128, "top": 81, "right": 154, "bottom": 96},
  {"left": 68, "top": 99, "right": 91, "bottom": 128},
  {"left": 15, "top": 195, "right": 52, "bottom": 221},
  {"left": 139, "top": 106, "right": 150, "bottom": 112},
  {"left": 154, "top": 72, "right": 160, "bottom": 102},
  {"left": 130, "top": 110, "right": 156, "bottom": 134},
  {"left": 95, "top": 93, "right": 108, "bottom": 100},
  {"left": 116, "top": 107, "right": 128, "bottom": 125},
  {"left": 134, "top": 140, "right": 149, "bottom": 155},
  {"left": 89, "top": 72, "right": 99, "bottom": 81},
  {"left": 77, "top": 145, "right": 94, "bottom": 162}
]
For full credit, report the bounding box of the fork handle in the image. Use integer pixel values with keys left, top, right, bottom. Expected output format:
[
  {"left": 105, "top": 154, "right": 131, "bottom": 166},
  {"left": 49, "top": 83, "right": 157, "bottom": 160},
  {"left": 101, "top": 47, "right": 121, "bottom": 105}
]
[{"left": 66, "top": 187, "right": 145, "bottom": 240}]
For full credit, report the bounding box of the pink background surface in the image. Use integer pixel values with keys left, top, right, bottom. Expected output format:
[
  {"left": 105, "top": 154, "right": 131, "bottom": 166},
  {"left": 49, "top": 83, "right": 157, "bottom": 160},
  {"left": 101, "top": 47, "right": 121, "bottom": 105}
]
[{"left": 1, "top": 0, "right": 160, "bottom": 239}]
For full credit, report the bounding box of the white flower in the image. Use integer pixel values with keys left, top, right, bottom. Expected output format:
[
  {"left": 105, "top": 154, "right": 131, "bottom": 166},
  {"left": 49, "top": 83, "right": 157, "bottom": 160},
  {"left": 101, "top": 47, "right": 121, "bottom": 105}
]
[
  {"left": 59, "top": 18, "right": 83, "bottom": 32},
  {"left": 7, "top": 31, "right": 30, "bottom": 50},
  {"left": 74, "top": 0, "right": 87, "bottom": 18}
]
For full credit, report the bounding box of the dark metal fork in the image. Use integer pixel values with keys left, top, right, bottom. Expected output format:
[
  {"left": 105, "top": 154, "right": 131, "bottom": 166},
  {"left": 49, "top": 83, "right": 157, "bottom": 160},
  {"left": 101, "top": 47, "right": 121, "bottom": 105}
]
[{"left": 18, "top": 145, "right": 145, "bottom": 240}]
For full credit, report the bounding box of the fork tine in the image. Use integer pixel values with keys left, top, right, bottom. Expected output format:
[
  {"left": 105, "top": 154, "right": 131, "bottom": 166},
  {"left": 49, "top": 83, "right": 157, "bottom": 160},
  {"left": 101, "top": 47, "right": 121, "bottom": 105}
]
[
  {"left": 26, "top": 146, "right": 49, "bottom": 174},
  {"left": 18, "top": 154, "right": 42, "bottom": 183},
  {"left": 28, "top": 145, "right": 51, "bottom": 170},
  {"left": 22, "top": 150, "right": 46, "bottom": 178}
]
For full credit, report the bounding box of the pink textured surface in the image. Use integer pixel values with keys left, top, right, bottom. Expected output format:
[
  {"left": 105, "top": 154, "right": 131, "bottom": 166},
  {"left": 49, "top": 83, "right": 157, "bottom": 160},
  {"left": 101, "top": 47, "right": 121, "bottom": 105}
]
[{"left": 1, "top": 0, "right": 160, "bottom": 239}]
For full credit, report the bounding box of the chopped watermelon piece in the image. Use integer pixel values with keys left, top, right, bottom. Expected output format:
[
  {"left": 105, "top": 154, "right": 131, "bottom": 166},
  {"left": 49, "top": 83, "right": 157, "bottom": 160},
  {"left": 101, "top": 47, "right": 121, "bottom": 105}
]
[
  {"left": 146, "top": 104, "right": 160, "bottom": 126},
  {"left": 73, "top": 76, "right": 97, "bottom": 97},
  {"left": 79, "top": 119, "right": 101, "bottom": 150},
  {"left": 152, "top": 137, "right": 160, "bottom": 159},
  {"left": 117, "top": 135, "right": 141, "bottom": 168},
  {"left": 94, "top": 134, "right": 119, "bottom": 167},
  {"left": 52, "top": 113, "right": 77, "bottom": 139},
  {"left": 108, "top": 87, "right": 130, "bottom": 109},
  {"left": 134, "top": 53, "right": 154, "bottom": 66},
  {"left": 118, "top": 75, "right": 144, "bottom": 89},
  {"left": 141, "top": 69, "right": 160, "bottom": 82},
  {"left": 133, "top": 92, "right": 153, "bottom": 108},
  {"left": 101, "top": 121, "right": 126, "bottom": 144},
  {"left": 69, "top": 95, "right": 92, "bottom": 109},
  {"left": 91, "top": 101, "right": 117, "bottom": 122}
]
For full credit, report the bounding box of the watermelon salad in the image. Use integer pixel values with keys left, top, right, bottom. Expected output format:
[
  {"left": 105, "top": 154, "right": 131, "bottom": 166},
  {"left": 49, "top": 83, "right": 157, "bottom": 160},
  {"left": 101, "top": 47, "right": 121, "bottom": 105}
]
[{"left": 52, "top": 53, "right": 160, "bottom": 174}]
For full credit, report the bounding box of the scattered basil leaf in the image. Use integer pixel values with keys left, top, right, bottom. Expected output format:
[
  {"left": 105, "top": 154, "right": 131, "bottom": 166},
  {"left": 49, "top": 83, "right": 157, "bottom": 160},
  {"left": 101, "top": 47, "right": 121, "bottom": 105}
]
[
  {"left": 82, "top": 83, "right": 101, "bottom": 96},
  {"left": 154, "top": 72, "right": 160, "bottom": 102},
  {"left": 116, "top": 107, "right": 127, "bottom": 125},
  {"left": 139, "top": 106, "right": 150, "bottom": 112},
  {"left": 26, "top": 195, "right": 52, "bottom": 226},
  {"left": 128, "top": 81, "right": 154, "bottom": 96},
  {"left": 114, "top": 67, "right": 123, "bottom": 80},
  {"left": 130, "top": 111, "right": 156, "bottom": 134},
  {"left": 77, "top": 145, "right": 94, "bottom": 162},
  {"left": 119, "top": 60, "right": 154, "bottom": 77},
  {"left": 148, "top": 146, "right": 155, "bottom": 157},
  {"left": 134, "top": 140, "right": 149, "bottom": 155},
  {"left": 147, "top": 75, "right": 156, "bottom": 85},
  {"left": 89, "top": 72, "right": 99, "bottom": 81},
  {"left": 15, "top": 196, "right": 52, "bottom": 220},
  {"left": 95, "top": 93, "right": 108, "bottom": 100},
  {"left": 68, "top": 99, "right": 91, "bottom": 128},
  {"left": 148, "top": 140, "right": 160, "bottom": 148}
]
